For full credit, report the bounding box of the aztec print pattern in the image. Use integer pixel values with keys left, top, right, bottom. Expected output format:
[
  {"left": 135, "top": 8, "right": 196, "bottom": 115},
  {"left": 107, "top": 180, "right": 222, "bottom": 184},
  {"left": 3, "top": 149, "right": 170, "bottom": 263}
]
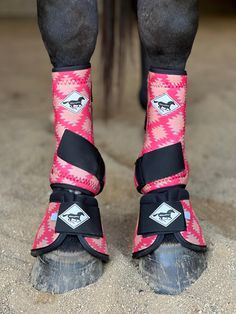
[
  {"left": 84, "top": 235, "right": 108, "bottom": 255},
  {"left": 132, "top": 222, "right": 158, "bottom": 253},
  {"left": 136, "top": 71, "right": 189, "bottom": 194},
  {"left": 133, "top": 72, "right": 206, "bottom": 254},
  {"left": 50, "top": 68, "right": 101, "bottom": 195},
  {"left": 32, "top": 202, "right": 60, "bottom": 250},
  {"left": 32, "top": 68, "right": 108, "bottom": 257},
  {"left": 180, "top": 200, "right": 206, "bottom": 246}
]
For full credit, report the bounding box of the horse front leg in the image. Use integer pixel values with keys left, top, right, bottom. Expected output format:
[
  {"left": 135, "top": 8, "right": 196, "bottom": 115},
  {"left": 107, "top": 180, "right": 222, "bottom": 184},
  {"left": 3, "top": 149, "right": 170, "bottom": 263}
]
[
  {"left": 139, "top": 42, "right": 149, "bottom": 110},
  {"left": 133, "top": 0, "right": 207, "bottom": 295},
  {"left": 30, "top": 0, "right": 109, "bottom": 294}
]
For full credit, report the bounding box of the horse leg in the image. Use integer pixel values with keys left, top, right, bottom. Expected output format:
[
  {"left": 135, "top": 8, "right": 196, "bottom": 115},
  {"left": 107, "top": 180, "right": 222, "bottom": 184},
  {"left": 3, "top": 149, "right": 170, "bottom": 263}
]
[
  {"left": 133, "top": 0, "right": 207, "bottom": 295},
  {"left": 30, "top": 0, "right": 108, "bottom": 294},
  {"left": 139, "top": 42, "right": 149, "bottom": 110}
]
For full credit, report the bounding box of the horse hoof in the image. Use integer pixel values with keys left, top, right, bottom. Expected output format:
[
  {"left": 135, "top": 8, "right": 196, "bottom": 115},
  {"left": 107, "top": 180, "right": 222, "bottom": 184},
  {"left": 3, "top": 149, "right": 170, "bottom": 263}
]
[
  {"left": 139, "top": 236, "right": 207, "bottom": 295},
  {"left": 31, "top": 237, "right": 103, "bottom": 294}
]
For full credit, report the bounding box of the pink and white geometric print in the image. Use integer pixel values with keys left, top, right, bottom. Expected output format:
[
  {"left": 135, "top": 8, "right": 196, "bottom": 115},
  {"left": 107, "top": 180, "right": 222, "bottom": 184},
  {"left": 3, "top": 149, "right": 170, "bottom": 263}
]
[
  {"left": 180, "top": 200, "right": 206, "bottom": 246},
  {"left": 136, "top": 71, "right": 189, "bottom": 193},
  {"left": 50, "top": 68, "right": 102, "bottom": 195},
  {"left": 32, "top": 68, "right": 108, "bottom": 258},
  {"left": 133, "top": 71, "right": 206, "bottom": 254},
  {"left": 32, "top": 202, "right": 60, "bottom": 250}
]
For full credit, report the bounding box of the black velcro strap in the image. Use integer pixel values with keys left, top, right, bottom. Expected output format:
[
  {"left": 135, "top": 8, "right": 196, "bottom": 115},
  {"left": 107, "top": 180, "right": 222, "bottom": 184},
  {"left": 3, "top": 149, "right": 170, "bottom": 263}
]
[
  {"left": 137, "top": 188, "right": 188, "bottom": 235},
  {"left": 55, "top": 199, "right": 103, "bottom": 237},
  {"left": 58, "top": 129, "right": 105, "bottom": 186},
  {"left": 135, "top": 142, "right": 185, "bottom": 192}
]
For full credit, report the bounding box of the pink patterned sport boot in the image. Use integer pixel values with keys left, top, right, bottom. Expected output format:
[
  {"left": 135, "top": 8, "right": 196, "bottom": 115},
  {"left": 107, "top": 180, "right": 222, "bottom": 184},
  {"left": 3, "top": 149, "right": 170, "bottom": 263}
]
[
  {"left": 31, "top": 65, "right": 108, "bottom": 293},
  {"left": 133, "top": 68, "right": 207, "bottom": 295}
]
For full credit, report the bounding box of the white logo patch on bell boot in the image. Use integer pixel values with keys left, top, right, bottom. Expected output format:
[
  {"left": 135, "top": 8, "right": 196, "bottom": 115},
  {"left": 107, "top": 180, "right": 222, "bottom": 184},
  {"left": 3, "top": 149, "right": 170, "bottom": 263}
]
[
  {"left": 58, "top": 204, "right": 90, "bottom": 229},
  {"left": 152, "top": 93, "right": 180, "bottom": 115},
  {"left": 61, "top": 91, "right": 89, "bottom": 113},
  {"left": 149, "top": 202, "right": 181, "bottom": 227}
]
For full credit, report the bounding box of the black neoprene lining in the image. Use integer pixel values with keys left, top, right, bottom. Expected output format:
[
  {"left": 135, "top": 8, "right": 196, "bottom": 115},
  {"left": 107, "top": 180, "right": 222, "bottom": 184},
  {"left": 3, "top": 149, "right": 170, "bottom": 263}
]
[
  {"left": 133, "top": 233, "right": 207, "bottom": 258},
  {"left": 51, "top": 183, "right": 94, "bottom": 196},
  {"left": 52, "top": 64, "right": 91, "bottom": 72},
  {"left": 50, "top": 189, "right": 97, "bottom": 203},
  {"left": 142, "top": 187, "right": 189, "bottom": 202},
  {"left": 31, "top": 233, "right": 109, "bottom": 262},
  {"left": 58, "top": 130, "right": 105, "bottom": 192},
  {"left": 135, "top": 142, "right": 185, "bottom": 192},
  {"left": 149, "top": 67, "right": 187, "bottom": 76}
]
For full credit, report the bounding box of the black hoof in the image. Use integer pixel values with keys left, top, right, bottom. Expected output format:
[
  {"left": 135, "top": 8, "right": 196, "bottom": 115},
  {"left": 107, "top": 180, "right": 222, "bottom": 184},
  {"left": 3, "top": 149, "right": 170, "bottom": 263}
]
[
  {"left": 139, "top": 235, "right": 207, "bottom": 295},
  {"left": 31, "top": 236, "right": 103, "bottom": 294}
]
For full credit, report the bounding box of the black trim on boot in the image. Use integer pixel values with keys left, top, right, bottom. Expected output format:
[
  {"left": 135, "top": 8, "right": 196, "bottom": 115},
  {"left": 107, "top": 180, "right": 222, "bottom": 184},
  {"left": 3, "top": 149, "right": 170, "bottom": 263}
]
[
  {"left": 133, "top": 235, "right": 164, "bottom": 259},
  {"left": 31, "top": 233, "right": 109, "bottom": 262},
  {"left": 149, "top": 67, "right": 187, "bottom": 76},
  {"left": 52, "top": 64, "right": 91, "bottom": 72}
]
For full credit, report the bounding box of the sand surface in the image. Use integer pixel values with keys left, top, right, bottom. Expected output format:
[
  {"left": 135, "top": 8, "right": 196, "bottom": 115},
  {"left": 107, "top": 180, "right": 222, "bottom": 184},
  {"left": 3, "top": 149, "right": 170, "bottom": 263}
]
[{"left": 0, "top": 17, "right": 235, "bottom": 313}]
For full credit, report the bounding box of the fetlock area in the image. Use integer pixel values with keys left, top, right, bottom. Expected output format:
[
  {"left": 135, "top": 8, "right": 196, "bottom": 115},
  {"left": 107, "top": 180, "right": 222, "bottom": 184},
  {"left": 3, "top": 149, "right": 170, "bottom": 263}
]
[
  {"left": 48, "top": 187, "right": 93, "bottom": 252},
  {"left": 31, "top": 182, "right": 109, "bottom": 261}
]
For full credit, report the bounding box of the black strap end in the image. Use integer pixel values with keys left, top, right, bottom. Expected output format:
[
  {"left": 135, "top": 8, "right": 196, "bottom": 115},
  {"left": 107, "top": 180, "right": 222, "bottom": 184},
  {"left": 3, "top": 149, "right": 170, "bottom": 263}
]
[{"left": 135, "top": 142, "right": 185, "bottom": 192}]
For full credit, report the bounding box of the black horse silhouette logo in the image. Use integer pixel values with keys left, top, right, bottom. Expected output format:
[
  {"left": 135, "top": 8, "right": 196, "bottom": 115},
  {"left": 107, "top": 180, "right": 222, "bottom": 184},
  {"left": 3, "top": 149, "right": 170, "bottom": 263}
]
[
  {"left": 63, "top": 212, "right": 85, "bottom": 223},
  {"left": 63, "top": 96, "right": 85, "bottom": 109},
  {"left": 154, "top": 100, "right": 175, "bottom": 111},
  {"left": 153, "top": 209, "right": 175, "bottom": 221}
]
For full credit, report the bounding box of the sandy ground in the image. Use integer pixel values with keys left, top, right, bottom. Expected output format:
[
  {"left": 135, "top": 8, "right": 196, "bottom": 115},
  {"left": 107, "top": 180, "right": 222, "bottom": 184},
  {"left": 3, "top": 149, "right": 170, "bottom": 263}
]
[{"left": 0, "top": 17, "right": 235, "bottom": 313}]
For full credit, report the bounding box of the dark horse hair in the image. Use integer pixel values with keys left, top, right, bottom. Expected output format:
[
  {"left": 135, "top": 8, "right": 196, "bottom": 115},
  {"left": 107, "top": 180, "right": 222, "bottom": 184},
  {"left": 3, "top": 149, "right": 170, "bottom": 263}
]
[{"left": 101, "top": 0, "right": 136, "bottom": 117}]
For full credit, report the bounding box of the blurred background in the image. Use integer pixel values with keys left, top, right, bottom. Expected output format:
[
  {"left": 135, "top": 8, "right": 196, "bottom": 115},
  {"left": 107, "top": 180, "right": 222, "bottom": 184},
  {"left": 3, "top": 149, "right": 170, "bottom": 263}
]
[{"left": 0, "top": 1, "right": 235, "bottom": 313}]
